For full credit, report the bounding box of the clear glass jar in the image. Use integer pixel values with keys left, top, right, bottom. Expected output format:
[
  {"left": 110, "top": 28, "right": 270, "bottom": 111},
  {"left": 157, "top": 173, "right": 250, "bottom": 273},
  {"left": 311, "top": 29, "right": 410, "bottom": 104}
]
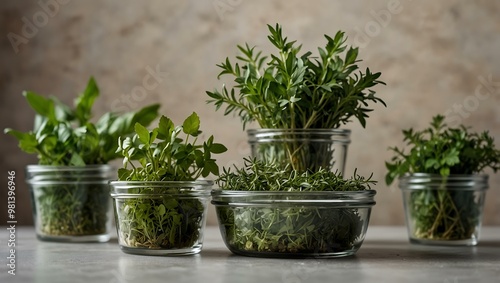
[
  {"left": 211, "top": 190, "right": 376, "bottom": 258},
  {"left": 109, "top": 180, "right": 212, "bottom": 256},
  {"left": 26, "top": 165, "right": 114, "bottom": 242},
  {"left": 399, "top": 173, "right": 488, "bottom": 246},
  {"left": 247, "top": 129, "right": 351, "bottom": 174}
]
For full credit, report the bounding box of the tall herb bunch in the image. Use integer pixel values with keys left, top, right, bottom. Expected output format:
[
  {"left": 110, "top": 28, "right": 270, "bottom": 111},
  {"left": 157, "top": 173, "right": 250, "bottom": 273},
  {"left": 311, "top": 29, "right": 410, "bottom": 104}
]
[
  {"left": 207, "top": 24, "right": 386, "bottom": 130},
  {"left": 114, "top": 113, "right": 227, "bottom": 250},
  {"left": 386, "top": 115, "right": 500, "bottom": 241},
  {"left": 4, "top": 77, "right": 160, "bottom": 237}
]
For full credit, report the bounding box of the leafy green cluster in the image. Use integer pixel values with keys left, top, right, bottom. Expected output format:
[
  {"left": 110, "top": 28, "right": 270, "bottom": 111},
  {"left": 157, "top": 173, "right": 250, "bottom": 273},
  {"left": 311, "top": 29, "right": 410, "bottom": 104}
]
[
  {"left": 207, "top": 24, "right": 385, "bottom": 130},
  {"left": 5, "top": 77, "right": 160, "bottom": 165},
  {"left": 217, "top": 158, "right": 375, "bottom": 191},
  {"left": 115, "top": 113, "right": 226, "bottom": 250},
  {"left": 385, "top": 115, "right": 500, "bottom": 185},
  {"left": 215, "top": 159, "right": 374, "bottom": 256},
  {"left": 117, "top": 112, "right": 227, "bottom": 181},
  {"left": 116, "top": 196, "right": 206, "bottom": 250},
  {"left": 385, "top": 115, "right": 500, "bottom": 241}
]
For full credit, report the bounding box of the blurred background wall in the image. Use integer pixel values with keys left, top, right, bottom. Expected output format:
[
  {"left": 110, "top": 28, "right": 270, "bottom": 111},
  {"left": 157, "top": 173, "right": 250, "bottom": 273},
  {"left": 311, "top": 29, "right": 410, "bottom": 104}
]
[{"left": 1, "top": 0, "right": 499, "bottom": 226}]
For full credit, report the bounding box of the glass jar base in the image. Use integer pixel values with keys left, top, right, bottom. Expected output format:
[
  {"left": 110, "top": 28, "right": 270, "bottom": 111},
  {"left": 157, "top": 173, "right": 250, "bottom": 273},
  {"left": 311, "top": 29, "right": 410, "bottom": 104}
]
[
  {"left": 119, "top": 245, "right": 202, "bottom": 256},
  {"left": 36, "top": 233, "right": 110, "bottom": 243},
  {"left": 409, "top": 237, "right": 478, "bottom": 246}
]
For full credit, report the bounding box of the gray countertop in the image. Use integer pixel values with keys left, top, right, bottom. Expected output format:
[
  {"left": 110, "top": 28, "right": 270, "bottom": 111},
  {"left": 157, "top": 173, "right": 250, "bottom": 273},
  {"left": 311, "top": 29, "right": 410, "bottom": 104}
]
[{"left": 1, "top": 226, "right": 499, "bottom": 283}]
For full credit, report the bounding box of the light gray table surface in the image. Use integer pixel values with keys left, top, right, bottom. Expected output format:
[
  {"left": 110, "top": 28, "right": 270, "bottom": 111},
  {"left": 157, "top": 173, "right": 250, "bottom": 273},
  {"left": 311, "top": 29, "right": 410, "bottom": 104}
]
[{"left": 0, "top": 226, "right": 499, "bottom": 283}]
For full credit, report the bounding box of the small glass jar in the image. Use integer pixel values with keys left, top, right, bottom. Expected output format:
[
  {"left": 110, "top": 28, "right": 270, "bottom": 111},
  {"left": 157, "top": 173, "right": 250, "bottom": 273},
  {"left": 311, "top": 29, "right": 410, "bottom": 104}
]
[
  {"left": 109, "top": 180, "right": 212, "bottom": 256},
  {"left": 26, "top": 165, "right": 113, "bottom": 242},
  {"left": 399, "top": 173, "right": 488, "bottom": 246},
  {"left": 212, "top": 189, "right": 376, "bottom": 258},
  {"left": 247, "top": 129, "right": 351, "bottom": 174}
]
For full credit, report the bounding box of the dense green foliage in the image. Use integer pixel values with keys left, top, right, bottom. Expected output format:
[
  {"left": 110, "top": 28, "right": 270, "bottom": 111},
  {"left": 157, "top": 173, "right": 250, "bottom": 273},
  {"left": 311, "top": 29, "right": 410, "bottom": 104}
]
[
  {"left": 217, "top": 158, "right": 375, "bottom": 192},
  {"left": 386, "top": 115, "right": 500, "bottom": 241},
  {"left": 207, "top": 24, "right": 385, "bottom": 130},
  {"left": 5, "top": 77, "right": 160, "bottom": 165},
  {"left": 115, "top": 113, "right": 227, "bottom": 250},
  {"left": 385, "top": 115, "right": 500, "bottom": 185}
]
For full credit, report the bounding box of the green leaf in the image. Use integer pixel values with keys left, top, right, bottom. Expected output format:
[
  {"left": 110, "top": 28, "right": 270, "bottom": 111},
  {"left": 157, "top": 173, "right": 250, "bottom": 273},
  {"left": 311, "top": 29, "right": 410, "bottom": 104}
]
[
  {"left": 182, "top": 112, "right": 200, "bottom": 136},
  {"left": 135, "top": 123, "right": 150, "bottom": 145},
  {"left": 74, "top": 77, "right": 99, "bottom": 124},
  {"left": 210, "top": 143, "right": 227, "bottom": 154},
  {"left": 23, "top": 91, "right": 55, "bottom": 120},
  {"left": 158, "top": 115, "right": 174, "bottom": 140},
  {"left": 70, "top": 153, "right": 85, "bottom": 166}
]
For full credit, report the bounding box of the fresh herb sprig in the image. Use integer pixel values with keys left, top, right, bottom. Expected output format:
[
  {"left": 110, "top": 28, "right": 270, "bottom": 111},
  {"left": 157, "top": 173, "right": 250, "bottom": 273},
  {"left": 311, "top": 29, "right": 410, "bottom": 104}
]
[
  {"left": 4, "top": 77, "right": 160, "bottom": 165},
  {"left": 215, "top": 159, "right": 375, "bottom": 255},
  {"left": 207, "top": 24, "right": 386, "bottom": 130},
  {"left": 117, "top": 112, "right": 228, "bottom": 181},
  {"left": 115, "top": 113, "right": 227, "bottom": 250},
  {"left": 217, "top": 158, "right": 375, "bottom": 191},
  {"left": 385, "top": 115, "right": 500, "bottom": 184},
  {"left": 385, "top": 115, "right": 500, "bottom": 241}
]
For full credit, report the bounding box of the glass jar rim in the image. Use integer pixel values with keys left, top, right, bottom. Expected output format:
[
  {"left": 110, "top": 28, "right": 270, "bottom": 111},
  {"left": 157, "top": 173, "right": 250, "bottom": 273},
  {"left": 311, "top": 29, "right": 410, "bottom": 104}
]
[
  {"left": 398, "top": 173, "right": 488, "bottom": 190},
  {"left": 110, "top": 180, "right": 214, "bottom": 198},
  {"left": 247, "top": 128, "right": 351, "bottom": 136},
  {"left": 247, "top": 128, "right": 351, "bottom": 144},
  {"left": 211, "top": 189, "right": 376, "bottom": 207},
  {"left": 26, "top": 164, "right": 113, "bottom": 172}
]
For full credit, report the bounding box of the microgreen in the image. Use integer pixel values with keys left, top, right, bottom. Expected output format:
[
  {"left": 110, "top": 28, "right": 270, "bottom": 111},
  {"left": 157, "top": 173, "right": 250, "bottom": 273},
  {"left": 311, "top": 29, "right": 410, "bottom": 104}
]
[
  {"left": 385, "top": 115, "right": 500, "bottom": 241},
  {"left": 207, "top": 23, "right": 386, "bottom": 130},
  {"left": 115, "top": 113, "right": 227, "bottom": 250},
  {"left": 4, "top": 77, "right": 160, "bottom": 237}
]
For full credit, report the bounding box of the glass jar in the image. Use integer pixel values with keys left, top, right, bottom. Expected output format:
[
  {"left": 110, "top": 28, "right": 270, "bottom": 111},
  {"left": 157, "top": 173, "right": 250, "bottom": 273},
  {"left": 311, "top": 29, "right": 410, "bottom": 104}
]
[
  {"left": 212, "top": 189, "right": 376, "bottom": 258},
  {"left": 109, "top": 180, "right": 212, "bottom": 256},
  {"left": 247, "top": 129, "right": 351, "bottom": 174},
  {"left": 399, "top": 173, "right": 488, "bottom": 246},
  {"left": 26, "top": 165, "right": 114, "bottom": 242}
]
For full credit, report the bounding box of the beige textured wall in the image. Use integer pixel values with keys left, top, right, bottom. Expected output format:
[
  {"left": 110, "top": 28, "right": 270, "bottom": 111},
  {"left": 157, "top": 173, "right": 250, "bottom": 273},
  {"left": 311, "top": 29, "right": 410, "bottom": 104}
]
[{"left": 1, "top": 0, "right": 499, "bottom": 226}]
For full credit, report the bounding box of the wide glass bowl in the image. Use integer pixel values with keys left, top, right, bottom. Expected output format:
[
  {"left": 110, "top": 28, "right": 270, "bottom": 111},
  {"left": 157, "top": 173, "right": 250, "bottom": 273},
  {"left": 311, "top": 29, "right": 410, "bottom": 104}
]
[
  {"left": 109, "top": 180, "right": 212, "bottom": 256},
  {"left": 211, "top": 190, "right": 376, "bottom": 258}
]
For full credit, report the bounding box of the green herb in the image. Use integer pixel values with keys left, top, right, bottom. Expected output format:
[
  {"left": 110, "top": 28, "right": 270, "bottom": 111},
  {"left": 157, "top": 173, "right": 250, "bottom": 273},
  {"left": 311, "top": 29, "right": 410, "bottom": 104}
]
[
  {"left": 32, "top": 179, "right": 110, "bottom": 236},
  {"left": 217, "top": 158, "right": 375, "bottom": 192},
  {"left": 385, "top": 115, "right": 500, "bottom": 241},
  {"left": 5, "top": 77, "right": 160, "bottom": 165},
  {"left": 207, "top": 23, "right": 386, "bottom": 130},
  {"left": 115, "top": 113, "right": 227, "bottom": 249},
  {"left": 4, "top": 77, "right": 160, "bottom": 237},
  {"left": 215, "top": 159, "right": 375, "bottom": 255}
]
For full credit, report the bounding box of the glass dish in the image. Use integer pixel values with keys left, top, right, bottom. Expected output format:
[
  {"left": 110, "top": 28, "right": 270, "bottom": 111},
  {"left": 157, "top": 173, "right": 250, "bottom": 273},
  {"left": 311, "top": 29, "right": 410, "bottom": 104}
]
[
  {"left": 109, "top": 180, "right": 212, "bottom": 256},
  {"left": 211, "top": 189, "right": 376, "bottom": 258}
]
